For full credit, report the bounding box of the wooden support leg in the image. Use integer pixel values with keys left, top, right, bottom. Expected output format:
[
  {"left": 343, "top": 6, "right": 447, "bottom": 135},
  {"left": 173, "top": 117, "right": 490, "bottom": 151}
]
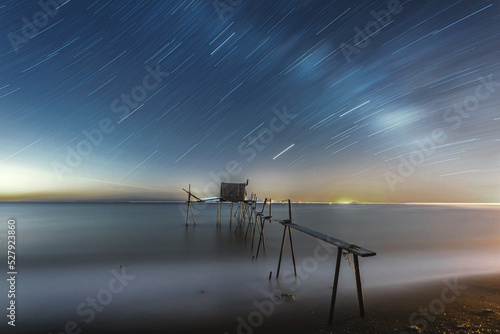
[
  {"left": 219, "top": 202, "right": 222, "bottom": 227},
  {"left": 186, "top": 184, "right": 191, "bottom": 226},
  {"left": 251, "top": 216, "right": 258, "bottom": 249},
  {"left": 234, "top": 215, "right": 244, "bottom": 232},
  {"left": 216, "top": 202, "right": 219, "bottom": 226},
  {"left": 240, "top": 204, "right": 246, "bottom": 224},
  {"left": 261, "top": 219, "right": 266, "bottom": 251},
  {"left": 276, "top": 226, "right": 288, "bottom": 278},
  {"left": 244, "top": 212, "right": 252, "bottom": 240},
  {"left": 288, "top": 226, "right": 296, "bottom": 276},
  {"left": 328, "top": 248, "right": 343, "bottom": 325},
  {"left": 236, "top": 203, "right": 242, "bottom": 225},
  {"left": 190, "top": 202, "right": 196, "bottom": 225},
  {"left": 255, "top": 217, "right": 264, "bottom": 259},
  {"left": 353, "top": 254, "right": 365, "bottom": 317},
  {"left": 230, "top": 202, "right": 233, "bottom": 227}
]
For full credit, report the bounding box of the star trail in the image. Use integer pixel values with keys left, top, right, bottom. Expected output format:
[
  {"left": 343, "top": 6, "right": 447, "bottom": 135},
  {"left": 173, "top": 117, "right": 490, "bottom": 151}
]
[{"left": 1, "top": 0, "right": 499, "bottom": 202}]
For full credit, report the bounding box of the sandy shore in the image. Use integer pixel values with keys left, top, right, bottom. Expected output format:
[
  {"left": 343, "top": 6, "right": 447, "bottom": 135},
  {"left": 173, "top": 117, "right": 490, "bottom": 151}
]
[
  {"left": 9, "top": 272, "right": 499, "bottom": 334},
  {"left": 249, "top": 273, "right": 500, "bottom": 334},
  {"left": 167, "top": 272, "right": 499, "bottom": 334}
]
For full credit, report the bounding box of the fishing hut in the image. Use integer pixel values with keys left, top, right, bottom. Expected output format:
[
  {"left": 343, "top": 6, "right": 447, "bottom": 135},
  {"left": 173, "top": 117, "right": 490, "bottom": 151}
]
[{"left": 183, "top": 180, "right": 251, "bottom": 227}]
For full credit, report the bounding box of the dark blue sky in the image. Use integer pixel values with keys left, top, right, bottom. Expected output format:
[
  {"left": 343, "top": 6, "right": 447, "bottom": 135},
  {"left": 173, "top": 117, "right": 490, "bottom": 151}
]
[{"left": 1, "top": 0, "right": 499, "bottom": 202}]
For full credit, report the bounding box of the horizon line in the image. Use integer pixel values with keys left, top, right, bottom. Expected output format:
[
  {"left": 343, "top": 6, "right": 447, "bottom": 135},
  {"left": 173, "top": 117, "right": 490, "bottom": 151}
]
[{"left": 1, "top": 200, "right": 500, "bottom": 206}]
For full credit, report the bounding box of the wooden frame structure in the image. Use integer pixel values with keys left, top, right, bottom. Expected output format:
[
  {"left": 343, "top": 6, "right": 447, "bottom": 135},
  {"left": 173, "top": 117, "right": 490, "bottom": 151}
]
[
  {"left": 182, "top": 183, "right": 376, "bottom": 325},
  {"left": 183, "top": 184, "right": 205, "bottom": 225},
  {"left": 183, "top": 181, "right": 250, "bottom": 227},
  {"left": 275, "top": 200, "right": 376, "bottom": 324}
]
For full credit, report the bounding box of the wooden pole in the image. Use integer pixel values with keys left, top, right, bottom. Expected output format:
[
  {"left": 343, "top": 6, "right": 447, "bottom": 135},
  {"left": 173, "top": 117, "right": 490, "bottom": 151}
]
[
  {"left": 288, "top": 226, "right": 296, "bottom": 276},
  {"left": 353, "top": 254, "right": 366, "bottom": 317},
  {"left": 288, "top": 199, "right": 292, "bottom": 223},
  {"left": 244, "top": 210, "right": 253, "bottom": 240},
  {"left": 219, "top": 202, "right": 222, "bottom": 227},
  {"left": 230, "top": 202, "right": 233, "bottom": 227},
  {"left": 190, "top": 201, "right": 196, "bottom": 225},
  {"left": 186, "top": 184, "right": 191, "bottom": 226},
  {"left": 255, "top": 216, "right": 265, "bottom": 259},
  {"left": 261, "top": 218, "right": 267, "bottom": 251},
  {"left": 276, "top": 225, "right": 288, "bottom": 278},
  {"left": 251, "top": 215, "right": 258, "bottom": 249},
  {"left": 217, "top": 201, "right": 219, "bottom": 226},
  {"left": 328, "top": 247, "right": 343, "bottom": 325}
]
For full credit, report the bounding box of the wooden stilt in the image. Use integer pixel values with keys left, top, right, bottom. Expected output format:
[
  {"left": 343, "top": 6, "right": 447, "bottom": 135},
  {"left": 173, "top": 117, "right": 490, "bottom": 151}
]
[
  {"left": 328, "top": 248, "right": 343, "bottom": 325},
  {"left": 261, "top": 218, "right": 267, "bottom": 251},
  {"left": 190, "top": 201, "right": 196, "bottom": 225},
  {"left": 251, "top": 215, "right": 258, "bottom": 249},
  {"left": 288, "top": 226, "right": 296, "bottom": 276},
  {"left": 276, "top": 225, "right": 288, "bottom": 278},
  {"left": 353, "top": 254, "right": 365, "bottom": 317},
  {"left": 255, "top": 216, "right": 264, "bottom": 259},
  {"left": 216, "top": 201, "right": 219, "bottom": 226},
  {"left": 218, "top": 202, "right": 222, "bottom": 227},
  {"left": 186, "top": 193, "right": 190, "bottom": 226},
  {"left": 244, "top": 211, "right": 253, "bottom": 240},
  {"left": 186, "top": 184, "right": 193, "bottom": 226},
  {"left": 230, "top": 202, "right": 233, "bottom": 227},
  {"left": 234, "top": 212, "right": 244, "bottom": 232}
]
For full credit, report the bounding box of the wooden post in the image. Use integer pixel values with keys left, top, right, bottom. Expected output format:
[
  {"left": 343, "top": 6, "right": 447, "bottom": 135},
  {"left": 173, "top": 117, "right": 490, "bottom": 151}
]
[
  {"left": 276, "top": 225, "right": 288, "bottom": 278},
  {"left": 230, "top": 202, "right": 233, "bottom": 227},
  {"left": 186, "top": 184, "right": 191, "bottom": 226},
  {"left": 190, "top": 200, "right": 196, "bottom": 225},
  {"left": 186, "top": 184, "right": 195, "bottom": 225},
  {"left": 353, "top": 254, "right": 366, "bottom": 317},
  {"left": 288, "top": 225, "right": 297, "bottom": 276},
  {"left": 255, "top": 216, "right": 265, "bottom": 259},
  {"left": 219, "top": 202, "right": 222, "bottom": 227},
  {"left": 244, "top": 210, "right": 253, "bottom": 240},
  {"left": 287, "top": 199, "right": 292, "bottom": 223},
  {"left": 251, "top": 215, "right": 258, "bottom": 249},
  {"left": 328, "top": 248, "right": 343, "bottom": 325},
  {"left": 217, "top": 201, "right": 220, "bottom": 226}
]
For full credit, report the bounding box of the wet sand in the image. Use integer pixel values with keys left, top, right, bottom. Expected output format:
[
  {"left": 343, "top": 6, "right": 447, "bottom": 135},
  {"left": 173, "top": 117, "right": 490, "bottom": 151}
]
[
  {"left": 250, "top": 273, "right": 500, "bottom": 334},
  {"left": 22, "top": 272, "right": 495, "bottom": 334}
]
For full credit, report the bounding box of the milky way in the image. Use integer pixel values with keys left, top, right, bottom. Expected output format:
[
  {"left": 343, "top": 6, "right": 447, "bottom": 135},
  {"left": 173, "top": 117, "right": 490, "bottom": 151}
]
[{"left": 1, "top": 0, "right": 499, "bottom": 202}]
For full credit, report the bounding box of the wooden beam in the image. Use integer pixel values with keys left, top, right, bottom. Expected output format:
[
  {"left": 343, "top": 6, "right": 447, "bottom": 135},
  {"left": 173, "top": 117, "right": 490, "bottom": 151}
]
[{"left": 278, "top": 221, "right": 376, "bottom": 257}]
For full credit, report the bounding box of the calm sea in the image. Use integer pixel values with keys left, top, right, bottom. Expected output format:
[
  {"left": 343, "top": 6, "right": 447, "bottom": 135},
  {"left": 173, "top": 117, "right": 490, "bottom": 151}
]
[{"left": 0, "top": 203, "right": 499, "bottom": 333}]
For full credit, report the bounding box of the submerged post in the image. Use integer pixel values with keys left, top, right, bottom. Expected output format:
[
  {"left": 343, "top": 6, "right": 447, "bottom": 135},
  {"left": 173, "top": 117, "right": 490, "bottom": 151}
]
[
  {"left": 185, "top": 183, "right": 196, "bottom": 225},
  {"left": 186, "top": 184, "right": 191, "bottom": 226}
]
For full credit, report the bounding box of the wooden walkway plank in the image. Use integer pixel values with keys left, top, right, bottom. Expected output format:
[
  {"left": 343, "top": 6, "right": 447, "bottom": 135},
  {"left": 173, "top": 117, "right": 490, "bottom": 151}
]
[{"left": 279, "top": 221, "right": 376, "bottom": 257}]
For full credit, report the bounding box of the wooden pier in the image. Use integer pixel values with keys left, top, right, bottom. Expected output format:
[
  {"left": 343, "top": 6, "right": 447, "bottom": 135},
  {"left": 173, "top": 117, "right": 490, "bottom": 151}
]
[
  {"left": 274, "top": 201, "right": 376, "bottom": 324},
  {"left": 182, "top": 183, "right": 376, "bottom": 325}
]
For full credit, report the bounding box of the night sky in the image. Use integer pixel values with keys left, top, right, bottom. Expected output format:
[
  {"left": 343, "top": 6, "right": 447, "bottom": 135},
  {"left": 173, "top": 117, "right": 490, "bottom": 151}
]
[{"left": 1, "top": 0, "right": 500, "bottom": 203}]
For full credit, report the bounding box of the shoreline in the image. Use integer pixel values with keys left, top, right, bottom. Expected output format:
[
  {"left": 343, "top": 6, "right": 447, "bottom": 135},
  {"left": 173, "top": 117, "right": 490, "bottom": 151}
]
[{"left": 11, "top": 272, "right": 498, "bottom": 334}]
